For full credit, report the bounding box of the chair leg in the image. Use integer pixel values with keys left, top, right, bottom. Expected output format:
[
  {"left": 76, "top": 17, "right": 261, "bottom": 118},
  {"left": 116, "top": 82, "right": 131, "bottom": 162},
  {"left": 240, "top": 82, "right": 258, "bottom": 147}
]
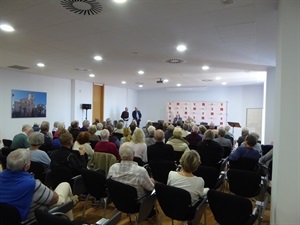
[
  {"left": 101, "top": 197, "right": 107, "bottom": 218},
  {"left": 81, "top": 194, "right": 90, "bottom": 220}
]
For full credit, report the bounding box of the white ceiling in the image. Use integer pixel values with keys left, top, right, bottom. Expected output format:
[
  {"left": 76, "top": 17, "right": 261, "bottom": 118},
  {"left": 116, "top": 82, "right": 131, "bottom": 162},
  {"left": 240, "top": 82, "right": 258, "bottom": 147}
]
[{"left": 0, "top": 0, "right": 278, "bottom": 90}]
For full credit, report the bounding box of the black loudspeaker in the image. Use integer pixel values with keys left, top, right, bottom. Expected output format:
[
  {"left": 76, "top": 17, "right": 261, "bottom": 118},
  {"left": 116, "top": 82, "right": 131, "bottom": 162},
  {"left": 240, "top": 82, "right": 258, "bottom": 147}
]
[{"left": 82, "top": 104, "right": 91, "bottom": 109}]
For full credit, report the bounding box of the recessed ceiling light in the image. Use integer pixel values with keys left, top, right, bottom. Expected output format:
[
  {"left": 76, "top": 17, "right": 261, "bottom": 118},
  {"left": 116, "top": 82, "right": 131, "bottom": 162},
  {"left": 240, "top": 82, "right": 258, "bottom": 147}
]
[
  {"left": 177, "top": 83, "right": 182, "bottom": 87},
  {"left": 202, "top": 65, "right": 210, "bottom": 71},
  {"left": 176, "top": 44, "right": 187, "bottom": 52},
  {"left": 113, "top": 0, "right": 127, "bottom": 3},
  {"left": 163, "top": 79, "right": 169, "bottom": 83},
  {"left": 37, "top": 63, "right": 45, "bottom": 67},
  {"left": 216, "top": 76, "right": 221, "bottom": 80},
  {"left": 138, "top": 70, "right": 144, "bottom": 75},
  {"left": 0, "top": 24, "right": 14, "bottom": 32},
  {"left": 138, "top": 84, "right": 143, "bottom": 88},
  {"left": 89, "top": 74, "right": 95, "bottom": 77},
  {"left": 94, "top": 55, "right": 103, "bottom": 61},
  {"left": 121, "top": 81, "right": 126, "bottom": 84},
  {"left": 222, "top": 82, "right": 227, "bottom": 85}
]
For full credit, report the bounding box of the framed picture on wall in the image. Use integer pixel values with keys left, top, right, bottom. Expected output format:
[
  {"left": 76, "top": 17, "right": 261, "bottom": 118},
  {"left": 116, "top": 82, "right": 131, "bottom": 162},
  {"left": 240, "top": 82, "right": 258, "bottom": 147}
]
[{"left": 11, "top": 89, "right": 47, "bottom": 118}]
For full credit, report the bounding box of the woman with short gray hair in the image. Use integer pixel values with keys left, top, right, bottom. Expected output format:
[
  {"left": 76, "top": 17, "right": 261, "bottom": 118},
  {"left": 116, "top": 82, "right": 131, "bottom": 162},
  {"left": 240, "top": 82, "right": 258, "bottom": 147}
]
[{"left": 28, "top": 132, "right": 51, "bottom": 167}]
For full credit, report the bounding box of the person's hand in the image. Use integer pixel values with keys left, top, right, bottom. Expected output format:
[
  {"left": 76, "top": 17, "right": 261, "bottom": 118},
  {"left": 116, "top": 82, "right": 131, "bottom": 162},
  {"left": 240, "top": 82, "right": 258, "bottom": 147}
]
[{"left": 79, "top": 147, "right": 85, "bottom": 155}]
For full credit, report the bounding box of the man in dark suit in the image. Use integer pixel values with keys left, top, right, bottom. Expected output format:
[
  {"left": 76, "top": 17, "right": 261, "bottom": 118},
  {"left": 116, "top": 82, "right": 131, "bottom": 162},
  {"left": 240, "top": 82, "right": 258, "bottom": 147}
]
[
  {"left": 121, "top": 107, "right": 129, "bottom": 127},
  {"left": 132, "top": 106, "right": 142, "bottom": 127},
  {"left": 147, "top": 129, "right": 174, "bottom": 162}
]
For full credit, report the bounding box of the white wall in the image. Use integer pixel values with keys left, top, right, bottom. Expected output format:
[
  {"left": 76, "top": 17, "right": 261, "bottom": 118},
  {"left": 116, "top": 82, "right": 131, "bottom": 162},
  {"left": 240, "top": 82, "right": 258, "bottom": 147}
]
[
  {"left": 137, "top": 84, "right": 264, "bottom": 140},
  {"left": 0, "top": 68, "right": 72, "bottom": 139},
  {"left": 103, "top": 85, "right": 137, "bottom": 122}
]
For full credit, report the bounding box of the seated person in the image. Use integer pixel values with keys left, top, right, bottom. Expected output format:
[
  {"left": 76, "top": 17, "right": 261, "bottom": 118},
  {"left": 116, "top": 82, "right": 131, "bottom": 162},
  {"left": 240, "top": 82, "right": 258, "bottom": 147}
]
[
  {"left": 167, "top": 150, "right": 208, "bottom": 205},
  {"left": 39, "top": 121, "right": 53, "bottom": 153},
  {"left": 107, "top": 142, "right": 154, "bottom": 199},
  {"left": 10, "top": 124, "right": 33, "bottom": 150},
  {"left": 27, "top": 132, "right": 51, "bottom": 167},
  {"left": 147, "top": 129, "right": 174, "bottom": 162},
  {"left": 80, "top": 119, "right": 90, "bottom": 132},
  {"left": 88, "top": 125, "right": 100, "bottom": 142},
  {"left": 120, "top": 127, "right": 132, "bottom": 145},
  {"left": 236, "top": 127, "right": 249, "bottom": 146},
  {"left": 72, "top": 131, "right": 94, "bottom": 159},
  {"left": 228, "top": 133, "right": 261, "bottom": 162},
  {"left": 0, "top": 149, "right": 78, "bottom": 221},
  {"left": 50, "top": 133, "right": 86, "bottom": 176},
  {"left": 240, "top": 132, "right": 262, "bottom": 154},
  {"left": 173, "top": 114, "right": 182, "bottom": 124},
  {"left": 128, "top": 128, "right": 148, "bottom": 163},
  {"left": 181, "top": 123, "right": 191, "bottom": 138},
  {"left": 107, "top": 125, "right": 120, "bottom": 149},
  {"left": 94, "top": 129, "right": 120, "bottom": 160},
  {"left": 145, "top": 125, "right": 156, "bottom": 146},
  {"left": 114, "top": 121, "right": 124, "bottom": 134},
  {"left": 52, "top": 128, "right": 68, "bottom": 149},
  {"left": 167, "top": 127, "right": 190, "bottom": 153},
  {"left": 213, "top": 126, "right": 232, "bottom": 149},
  {"left": 196, "top": 130, "right": 224, "bottom": 169},
  {"left": 185, "top": 125, "right": 202, "bottom": 150}
]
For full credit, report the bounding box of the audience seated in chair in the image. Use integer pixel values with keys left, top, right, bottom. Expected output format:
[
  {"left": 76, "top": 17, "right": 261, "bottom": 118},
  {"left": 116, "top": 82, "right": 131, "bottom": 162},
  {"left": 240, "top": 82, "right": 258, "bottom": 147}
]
[
  {"left": 164, "top": 124, "right": 174, "bottom": 143},
  {"left": 87, "top": 152, "right": 117, "bottom": 177},
  {"left": 52, "top": 128, "right": 68, "bottom": 149},
  {"left": 94, "top": 129, "right": 120, "bottom": 160},
  {"left": 72, "top": 131, "right": 94, "bottom": 160},
  {"left": 50, "top": 133, "right": 87, "bottom": 176},
  {"left": 120, "top": 127, "right": 132, "bottom": 145},
  {"left": 167, "top": 127, "right": 190, "bottom": 162},
  {"left": 240, "top": 132, "right": 262, "bottom": 154},
  {"left": 236, "top": 127, "right": 249, "bottom": 146},
  {"left": 228, "top": 133, "right": 261, "bottom": 164},
  {"left": 88, "top": 125, "right": 100, "bottom": 142},
  {"left": 80, "top": 120, "right": 90, "bottom": 132},
  {"left": 213, "top": 126, "right": 233, "bottom": 149},
  {"left": 167, "top": 150, "right": 209, "bottom": 204},
  {"left": 128, "top": 128, "right": 148, "bottom": 164},
  {"left": 10, "top": 124, "right": 33, "bottom": 150},
  {"left": 0, "top": 149, "right": 78, "bottom": 222},
  {"left": 147, "top": 129, "right": 174, "bottom": 163},
  {"left": 28, "top": 132, "right": 51, "bottom": 168},
  {"left": 107, "top": 125, "right": 120, "bottom": 149},
  {"left": 39, "top": 121, "right": 54, "bottom": 153},
  {"left": 69, "top": 120, "right": 81, "bottom": 141},
  {"left": 107, "top": 142, "right": 154, "bottom": 199},
  {"left": 196, "top": 130, "right": 224, "bottom": 169},
  {"left": 185, "top": 125, "right": 202, "bottom": 150},
  {"left": 145, "top": 125, "right": 156, "bottom": 147}
]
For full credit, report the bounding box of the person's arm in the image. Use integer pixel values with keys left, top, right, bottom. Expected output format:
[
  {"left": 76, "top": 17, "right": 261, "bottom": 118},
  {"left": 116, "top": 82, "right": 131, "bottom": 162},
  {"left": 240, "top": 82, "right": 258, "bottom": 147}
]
[
  {"left": 49, "top": 191, "right": 59, "bottom": 206},
  {"left": 228, "top": 148, "right": 241, "bottom": 161},
  {"left": 259, "top": 149, "right": 273, "bottom": 165}
]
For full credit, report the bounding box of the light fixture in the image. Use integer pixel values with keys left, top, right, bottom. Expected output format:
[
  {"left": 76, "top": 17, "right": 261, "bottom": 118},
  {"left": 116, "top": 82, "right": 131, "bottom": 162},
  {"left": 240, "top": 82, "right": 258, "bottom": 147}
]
[
  {"left": 176, "top": 44, "right": 187, "bottom": 52},
  {"left": 89, "top": 74, "right": 95, "bottom": 77},
  {"left": 222, "top": 82, "right": 227, "bottom": 85},
  {"left": 216, "top": 76, "right": 221, "bottom": 80},
  {"left": 37, "top": 63, "right": 45, "bottom": 67},
  {"left": 138, "top": 84, "right": 143, "bottom": 88},
  {"left": 163, "top": 79, "right": 169, "bottom": 83},
  {"left": 0, "top": 24, "right": 14, "bottom": 32},
  {"left": 113, "top": 0, "right": 127, "bottom": 3},
  {"left": 121, "top": 81, "right": 126, "bottom": 84},
  {"left": 176, "top": 83, "right": 182, "bottom": 87},
  {"left": 138, "top": 70, "right": 144, "bottom": 75},
  {"left": 94, "top": 55, "right": 102, "bottom": 61},
  {"left": 202, "top": 65, "right": 210, "bottom": 71}
]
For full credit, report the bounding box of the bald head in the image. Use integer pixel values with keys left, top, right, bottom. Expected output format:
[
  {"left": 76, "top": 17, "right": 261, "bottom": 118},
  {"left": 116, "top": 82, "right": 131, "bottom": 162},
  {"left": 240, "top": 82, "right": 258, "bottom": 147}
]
[{"left": 154, "top": 129, "right": 164, "bottom": 142}]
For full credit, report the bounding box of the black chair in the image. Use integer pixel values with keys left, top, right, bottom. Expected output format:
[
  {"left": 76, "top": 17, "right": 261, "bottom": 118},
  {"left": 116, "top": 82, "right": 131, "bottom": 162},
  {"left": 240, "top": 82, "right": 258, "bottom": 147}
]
[
  {"left": 155, "top": 182, "right": 207, "bottom": 225},
  {"left": 229, "top": 157, "right": 259, "bottom": 171},
  {"left": 173, "top": 151, "right": 184, "bottom": 163},
  {"left": 227, "top": 169, "right": 269, "bottom": 225},
  {"left": 148, "top": 160, "right": 177, "bottom": 184},
  {"left": 28, "top": 161, "right": 48, "bottom": 183},
  {"left": 106, "top": 178, "right": 156, "bottom": 225},
  {"left": 193, "top": 165, "right": 225, "bottom": 190},
  {"left": 112, "top": 133, "right": 123, "bottom": 141},
  {"left": 2, "top": 139, "right": 12, "bottom": 148},
  {"left": 50, "top": 166, "right": 86, "bottom": 195},
  {"left": 0, "top": 154, "right": 7, "bottom": 170},
  {"left": 222, "top": 146, "right": 232, "bottom": 158},
  {"left": 133, "top": 157, "right": 144, "bottom": 166},
  {"left": 207, "top": 190, "right": 258, "bottom": 225},
  {"left": 0, "top": 203, "right": 22, "bottom": 225},
  {"left": 1, "top": 146, "right": 12, "bottom": 156},
  {"left": 80, "top": 168, "right": 108, "bottom": 219}
]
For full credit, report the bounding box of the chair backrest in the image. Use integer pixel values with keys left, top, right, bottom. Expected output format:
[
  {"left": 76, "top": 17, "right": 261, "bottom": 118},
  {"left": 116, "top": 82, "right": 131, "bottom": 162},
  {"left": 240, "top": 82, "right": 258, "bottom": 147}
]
[
  {"left": 87, "top": 152, "right": 117, "bottom": 177},
  {"left": 222, "top": 146, "right": 232, "bottom": 158},
  {"left": 35, "top": 208, "right": 73, "bottom": 225},
  {"left": 229, "top": 157, "right": 259, "bottom": 171},
  {"left": 227, "top": 169, "right": 262, "bottom": 198},
  {"left": 173, "top": 151, "right": 184, "bottom": 163},
  {"left": 80, "top": 168, "right": 107, "bottom": 199},
  {"left": 193, "top": 166, "right": 220, "bottom": 189},
  {"left": 50, "top": 166, "right": 74, "bottom": 189},
  {"left": 106, "top": 178, "right": 140, "bottom": 213},
  {"left": 207, "top": 190, "right": 256, "bottom": 225},
  {"left": 155, "top": 182, "right": 195, "bottom": 221},
  {"left": 0, "top": 203, "right": 22, "bottom": 225},
  {"left": 133, "top": 157, "right": 144, "bottom": 166},
  {"left": 0, "top": 154, "right": 7, "bottom": 170},
  {"left": 112, "top": 133, "right": 123, "bottom": 141},
  {"left": 149, "top": 161, "right": 177, "bottom": 184},
  {"left": 1, "top": 146, "right": 12, "bottom": 156},
  {"left": 2, "top": 139, "right": 12, "bottom": 148},
  {"left": 28, "top": 161, "right": 47, "bottom": 183},
  {"left": 261, "top": 145, "right": 273, "bottom": 156}
]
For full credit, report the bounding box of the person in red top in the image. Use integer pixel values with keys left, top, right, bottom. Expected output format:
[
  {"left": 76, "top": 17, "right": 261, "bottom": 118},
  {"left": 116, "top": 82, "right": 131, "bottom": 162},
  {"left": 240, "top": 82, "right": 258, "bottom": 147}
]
[{"left": 94, "top": 129, "right": 120, "bottom": 160}]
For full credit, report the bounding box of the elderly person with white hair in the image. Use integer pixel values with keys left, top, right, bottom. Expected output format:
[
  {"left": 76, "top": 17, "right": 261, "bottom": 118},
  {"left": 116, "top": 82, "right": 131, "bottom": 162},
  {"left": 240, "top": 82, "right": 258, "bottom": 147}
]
[
  {"left": 107, "top": 142, "right": 154, "bottom": 198},
  {"left": 27, "top": 132, "right": 51, "bottom": 167},
  {"left": 10, "top": 124, "right": 33, "bottom": 150},
  {"left": 145, "top": 125, "right": 156, "bottom": 146},
  {"left": 128, "top": 128, "right": 148, "bottom": 163},
  {"left": 94, "top": 129, "right": 120, "bottom": 160},
  {"left": 185, "top": 125, "right": 202, "bottom": 150},
  {"left": 166, "top": 127, "right": 190, "bottom": 153}
]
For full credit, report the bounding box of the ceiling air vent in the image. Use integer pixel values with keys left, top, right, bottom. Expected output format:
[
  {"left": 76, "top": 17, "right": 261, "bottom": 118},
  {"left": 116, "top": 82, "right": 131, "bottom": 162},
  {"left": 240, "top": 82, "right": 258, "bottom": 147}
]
[
  {"left": 61, "top": 0, "right": 103, "bottom": 15},
  {"left": 7, "top": 65, "right": 30, "bottom": 70},
  {"left": 165, "top": 58, "right": 184, "bottom": 64},
  {"left": 201, "top": 79, "right": 213, "bottom": 82}
]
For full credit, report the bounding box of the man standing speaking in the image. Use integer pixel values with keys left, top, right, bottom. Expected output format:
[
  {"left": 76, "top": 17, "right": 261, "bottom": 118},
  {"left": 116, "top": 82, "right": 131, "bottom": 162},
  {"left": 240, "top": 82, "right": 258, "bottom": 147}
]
[{"left": 132, "top": 107, "right": 142, "bottom": 127}]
